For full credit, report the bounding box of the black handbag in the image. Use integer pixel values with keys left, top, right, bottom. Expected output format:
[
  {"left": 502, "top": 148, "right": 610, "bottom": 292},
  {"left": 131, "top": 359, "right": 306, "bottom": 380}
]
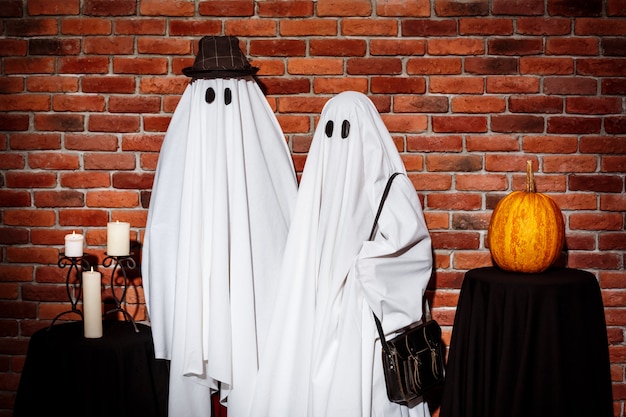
[{"left": 369, "top": 173, "right": 445, "bottom": 408}]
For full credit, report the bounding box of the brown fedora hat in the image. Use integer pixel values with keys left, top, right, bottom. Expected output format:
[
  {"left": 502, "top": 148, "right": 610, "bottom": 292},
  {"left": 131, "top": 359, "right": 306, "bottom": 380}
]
[{"left": 182, "top": 36, "right": 259, "bottom": 79}]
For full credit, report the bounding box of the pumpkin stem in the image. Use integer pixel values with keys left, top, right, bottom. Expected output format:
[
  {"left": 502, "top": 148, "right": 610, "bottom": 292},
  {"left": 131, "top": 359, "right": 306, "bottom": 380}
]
[{"left": 526, "top": 160, "right": 536, "bottom": 193}]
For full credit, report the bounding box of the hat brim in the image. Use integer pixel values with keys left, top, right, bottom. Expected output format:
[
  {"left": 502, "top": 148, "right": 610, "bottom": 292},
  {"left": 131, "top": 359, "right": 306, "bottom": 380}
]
[{"left": 182, "top": 67, "right": 259, "bottom": 79}]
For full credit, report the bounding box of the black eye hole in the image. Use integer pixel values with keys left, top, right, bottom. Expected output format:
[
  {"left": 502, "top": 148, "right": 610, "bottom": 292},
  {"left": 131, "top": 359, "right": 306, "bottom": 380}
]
[
  {"left": 205, "top": 87, "right": 215, "bottom": 104},
  {"left": 224, "top": 88, "right": 232, "bottom": 105},
  {"left": 341, "top": 120, "right": 350, "bottom": 139},
  {"left": 325, "top": 120, "right": 334, "bottom": 138}
]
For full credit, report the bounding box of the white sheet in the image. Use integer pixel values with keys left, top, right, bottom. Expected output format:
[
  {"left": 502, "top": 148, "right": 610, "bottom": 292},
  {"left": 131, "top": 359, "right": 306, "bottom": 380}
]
[
  {"left": 142, "top": 76, "right": 297, "bottom": 417},
  {"left": 250, "top": 91, "right": 433, "bottom": 417}
]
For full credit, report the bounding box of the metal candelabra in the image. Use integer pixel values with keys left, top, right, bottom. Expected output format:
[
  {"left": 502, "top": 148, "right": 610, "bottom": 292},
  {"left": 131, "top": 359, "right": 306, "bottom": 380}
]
[
  {"left": 50, "top": 255, "right": 91, "bottom": 327},
  {"left": 102, "top": 253, "right": 138, "bottom": 332}
]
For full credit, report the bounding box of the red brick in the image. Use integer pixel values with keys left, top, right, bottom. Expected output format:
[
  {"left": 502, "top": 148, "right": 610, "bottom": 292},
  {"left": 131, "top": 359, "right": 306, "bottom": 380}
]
[
  {"left": 376, "top": 0, "right": 429, "bottom": 16},
  {"left": 407, "top": 57, "right": 462, "bottom": 75},
  {"left": 548, "top": 0, "right": 602, "bottom": 16},
  {"left": 317, "top": 0, "right": 372, "bottom": 16},
  {"left": 546, "top": 37, "right": 599, "bottom": 56},
  {"left": 27, "top": 76, "right": 79, "bottom": 92},
  {"left": 116, "top": 18, "right": 167, "bottom": 35},
  {"left": 580, "top": 136, "right": 626, "bottom": 154},
  {"left": 424, "top": 212, "right": 449, "bottom": 230},
  {"left": 83, "top": 36, "right": 134, "bottom": 55},
  {"left": 140, "top": 0, "right": 195, "bottom": 16},
  {"left": 5, "top": 19, "right": 58, "bottom": 36},
  {"left": 53, "top": 95, "right": 106, "bottom": 112},
  {"left": 29, "top": 39, "right": 81, "bottom": 56},
  {"left": 493, "top": 0, "right": 544, "bottom": 15},
  {"left": 547, "top": 116, "right": 602, "bottom": 134},
  {"left": 577, "top": 59, "right": 626, "bottom": 76},
  {"left": 605, "top": 117, "right": 626, "bottom": 134},
  {"left": 569, "top": 252, "right": 621, "bottom": 270},
  {"left": 395, "top": 96, "right": 449, "bottom": 113},
  {"left": 225, "top": 19, "right": 277, "bottom": 36},
  {"left": 488, "top": 38, "right": 543, "bottom": 55},
  {"left": 371, "top": 76, "right": 425, "bottom": 94},
  {"left": 451, "top": 96, "right": 506, "bottom": 113},
  {"left": 608, "top": 0, "right": 626, "bottom": 15},
  {"left": 137, "top": 37, "right": 192, "bottom": 55},
  {"left": 143, "top": 116, "right": 172, "bottom": 132},
  {"left": 277, "top": 96, "right": 327, "bottom": 113},
  {"left": 28, "top": 152, "right": 80, "bottom": 170},
  {"left": 112, "top": 172, "right": 155, "bottom": 189},
  {"left": 576, "top": 18, "right": 626, "bottom": 35},
  {"left": 456, "top": 174, "right": 508, "bottom": 191},
  {"left": 425, "top": 154, "right": 483, "bottom": 172},
  {"left": 139, "top": 77, "right": 188, "bottom": 94},
  {"left": 58, "top": 57, "right": 109, "bottom": 74},
  {"left": 27, "top": 0, "right": 79, "bottom": 14},
  {"left": 0, "top": 191, "right": 30, "bottom": 207},
  {"left": 0, "top": 76, "right": 24, "bottom": 93},
  {"left": 565, "top": 233, "right": 596, "bottom": 251},
  {"left": 5, "top": 172, "right": 56, "bottom": 189},
  {"left": 121, "top": 134, "right": 164, "bottom": 152},
  {"left": 4, "top": 209, "right": 56, "bottom": 227},
  {"left": 513, "top": 173, "right": 566, "bottom": 192},
  {"left": 601, "top": 195, "right": 626, "bottom": 212},
  {"left": 522, "top": 135, "right": 578, "bottom": 153},
  {"left": 86, "top": 190, "right": 139, "bottom": 208},
  {"left": 0, "top": 114, "right": 29, "bottom": 131},
  {"left": 82, "top": 76, "right": 136, "bottom": 94},
  {"left": 258, "top": 1, "right": 313, "bottom": 17},
  {"left": 459, "top": 18, "right": 513, "bottom": 35},
  {"left": 9, "top": 133, "right": 61, "bottom": 150},
  {"left": 429, "top": 76, "right": 484, "bottom": 94},
  {"left": 113, "top": 57, "right": 168, "bottom": 75},
  {"left": 342, "top": 19, "right": 397, "bottom": 36},
  {"left": 509, "top": 96, "right": 562, "bottom": 113},
  {"left": 381, "top": 115, "right": 428, "bottom": 133},
  {"left": 277, "top": 115, "right": 310, "bottom": 134},
  {"left": 429, "top": 38, "right": 485, "bottom": 55},
  {"left": 84, "top": 153, "right": 136, "bottom": 170},
  {"left": 544, "top": 77, "right": 597, "bottom": 95},
  {"left": 433, "top": 116, "right": 487, "bottom": 133},
  {"left": 0, "top": 265, "right": 32, "bottom": 281},
  {"left": 431, "top": 231, "right": 481, "bottom": 249},
  {"left": 566, "top": 97, "right": 622, "bottom": 115},
  {"left": 485, "top": 154, "right": 539, "bottom": 172},
  {"left": 569, "top": 175, "right": 623, "bottom": 193},
  {"left": 88, "top": 115, "right": 140, "bottom": 133},
  {"left": 60, "top": 172, "right": 111, "bottom": 189},
  {"left": 141, "top": 154, "right": 160, "bottom": 171},
  {"left": 287, "top": 58, "right": 343, "bottom": 75},
  {"left": 0, "top": 0, "right": 23, "bottom": 17},
  {"left": 466, "top": 57, "right": 518, "bottom": 75},
  {"left": 279, "top": 19, "right": 336, "bottom": 36},
  {"left": 197, "top": 0, "right": 254, "bottom": 16},
  {"left": 543, "top": 155, "right": 598, "bottom": 173},
  {"left": 4, "top": 57, "right": 55, "bottom": 75},
  {"left": 603, "top": 38, "right": 626, "bottom": 57},
  {"left": 466, "top": 135, "right": 520, "bottom": 152},
  {"left": 33, "top": 191, "right": 85, "bottom": 208},
  {"left": 408, "top": 135, "right": 463, "bottom": 152},
  {"left": 0, "top": 94, "right": 50, "bottom": 112},
  {"left": 65, "top": 134, "right": 118, "bottom": 151},
  {"left": 251, "top": 39, "right": 307, "bottom": 57},
  {"left": 492, "top": 115, "right": 544, "bottom": 133},
  {"left": 61, "top": 17, "right": 112, "bottom": 35},
  {"left": 434, "top": 0, "right": 489, "bottom": 16},
  {"left": 58, "top": 209, "right": 109, "bottom": 227},
  {"left": 520, "top": 57, "right": 574, "bottom": 75},
  {"left": 84, "top": 0, "right": 137, "bottom": 15},
  {"left": 401, "top": 154, "right": 424, "bottom": 171},
  {"left": 602, "top": 156, "right": 626, "bottom": 173},
  {"left": 454, "top": 251, "right": 493, "bottom": 270},
  {"left": 0, "top": 153, "right": 26, "bottom": 169},
  {"left": 517, "top": 17, "right": 571, "bottom": 35},
  {"left": 33, "top": 114, "right": 85, "bottom": 132},
  {"left": 109, "top": 96, "right": 161, "bottom": 113},
  {"left": 401, "top": 19, "right": 457, "bottom": 36}
]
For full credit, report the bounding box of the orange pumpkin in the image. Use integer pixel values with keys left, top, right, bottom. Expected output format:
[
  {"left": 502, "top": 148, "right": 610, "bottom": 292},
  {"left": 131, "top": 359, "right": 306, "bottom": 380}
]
[{"left": 488, "top": 160, "right": 565, "bottom": 273}]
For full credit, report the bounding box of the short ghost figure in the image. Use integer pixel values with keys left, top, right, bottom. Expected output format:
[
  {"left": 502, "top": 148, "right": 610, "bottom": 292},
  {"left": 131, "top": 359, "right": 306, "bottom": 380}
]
[
  {"left": 142, "top": 36, "right": 297, "bottom": 417},
  {"left": 250, "top": 91, "right": 433, "bottom": 417}
]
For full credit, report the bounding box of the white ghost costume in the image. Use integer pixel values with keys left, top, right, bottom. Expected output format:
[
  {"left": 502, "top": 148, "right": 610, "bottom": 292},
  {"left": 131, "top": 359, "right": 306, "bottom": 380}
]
[
  {"left": 142, "top": 76, "right": 297, "bottom": 417},
  {"left": 250, "top": 91, "right": 433, "bottom": 417}
]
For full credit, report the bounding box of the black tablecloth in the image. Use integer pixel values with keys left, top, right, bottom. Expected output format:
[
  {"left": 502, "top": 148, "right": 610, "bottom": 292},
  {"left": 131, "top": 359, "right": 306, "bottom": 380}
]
[
  {"left": 440, "top": 267, "right": 613, "bottom": 417},
  {"left": 14, "top": 321, "right": 168, "bottom": 417}
]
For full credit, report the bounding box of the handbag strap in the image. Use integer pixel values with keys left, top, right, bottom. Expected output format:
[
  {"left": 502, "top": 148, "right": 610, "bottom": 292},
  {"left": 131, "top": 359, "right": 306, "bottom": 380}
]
[{"left": 369, "top": 173, "right": 430, "bottom": 356}]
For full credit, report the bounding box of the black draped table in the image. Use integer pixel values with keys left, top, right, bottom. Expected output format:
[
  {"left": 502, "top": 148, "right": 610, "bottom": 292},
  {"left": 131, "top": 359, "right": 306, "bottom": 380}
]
[
  {"left": 14, "top": 320, "right": 168, "bottom": 417},
  {"left": 440, "top": 267, "right": 613, "bottom": 417}
]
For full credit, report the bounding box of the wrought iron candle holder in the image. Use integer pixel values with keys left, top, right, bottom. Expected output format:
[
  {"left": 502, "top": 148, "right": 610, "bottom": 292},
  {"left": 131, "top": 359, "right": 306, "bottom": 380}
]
[
  {"left": 50, "top": 255, "right": 91, "bottom": 327},
  {"left": 102, "top": 253, "right": 139, "bottom": 332},
  {"left": 53, "top": 253, "right": 139, "bottom": 333}
]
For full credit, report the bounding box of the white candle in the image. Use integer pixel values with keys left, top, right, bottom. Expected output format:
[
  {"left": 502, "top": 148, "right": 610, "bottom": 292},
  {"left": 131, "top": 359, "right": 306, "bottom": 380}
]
[
  {"left": 64, "top": 231, "right": 84, "bottom": 257},
  {"left": 82, "top": 268, "right": 103, "bottom": 339},
  {"left": 107, "top": 221, "right": 130, "bottom": 256}
]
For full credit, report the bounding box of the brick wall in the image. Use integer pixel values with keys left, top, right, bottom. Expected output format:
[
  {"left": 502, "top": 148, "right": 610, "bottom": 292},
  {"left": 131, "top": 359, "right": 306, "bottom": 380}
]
[{"left": 1, "top": 0, "right": 625, "bottom": 415}]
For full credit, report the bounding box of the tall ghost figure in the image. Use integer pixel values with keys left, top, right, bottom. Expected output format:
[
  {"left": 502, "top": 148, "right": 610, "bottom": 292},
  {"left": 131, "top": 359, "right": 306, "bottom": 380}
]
[
  {"left": 250, "top": 91, "right": 433, "bottom": 417},
  {"left": 142, "top": 36, "right": 297, "bottom": 417}
]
